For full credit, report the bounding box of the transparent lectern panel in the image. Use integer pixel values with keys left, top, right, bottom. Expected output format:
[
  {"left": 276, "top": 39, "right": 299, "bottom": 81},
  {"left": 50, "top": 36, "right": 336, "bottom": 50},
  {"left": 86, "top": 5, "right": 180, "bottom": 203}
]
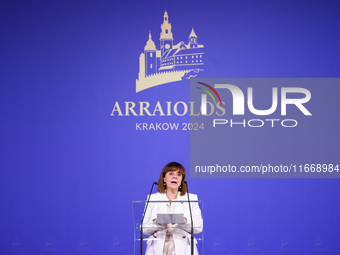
[{"left": 132, "top": 200, "right": 204, "bottom": 255}]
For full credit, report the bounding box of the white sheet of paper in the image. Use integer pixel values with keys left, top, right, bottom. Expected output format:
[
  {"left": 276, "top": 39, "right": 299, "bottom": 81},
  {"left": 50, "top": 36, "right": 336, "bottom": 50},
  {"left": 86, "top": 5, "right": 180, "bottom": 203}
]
[{"left": 157, "top": 213, "right": 185, "bottom": 224}]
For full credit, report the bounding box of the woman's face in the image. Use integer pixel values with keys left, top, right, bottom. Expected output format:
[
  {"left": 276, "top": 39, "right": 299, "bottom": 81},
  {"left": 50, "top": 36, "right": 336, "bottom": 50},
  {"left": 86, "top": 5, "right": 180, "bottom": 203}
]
[{"left": 164, "top": 169, "right": 183, "bottom": 191}]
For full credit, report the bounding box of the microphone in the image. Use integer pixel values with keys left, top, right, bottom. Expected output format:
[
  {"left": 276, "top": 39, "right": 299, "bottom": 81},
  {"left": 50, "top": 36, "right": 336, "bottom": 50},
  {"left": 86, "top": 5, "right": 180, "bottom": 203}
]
[
  {"left": 140, "top": 181, "right": 158, "bottom": 255},
  {"left": 184, "top": 181, "right": 194, "bottom": 255}
]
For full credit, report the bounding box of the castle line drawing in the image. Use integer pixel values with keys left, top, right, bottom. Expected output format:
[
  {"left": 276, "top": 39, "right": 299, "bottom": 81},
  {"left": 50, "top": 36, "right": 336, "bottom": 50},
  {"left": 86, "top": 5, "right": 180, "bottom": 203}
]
[{"left": 136, "top": 11, "right": 205, "bottom": 92}]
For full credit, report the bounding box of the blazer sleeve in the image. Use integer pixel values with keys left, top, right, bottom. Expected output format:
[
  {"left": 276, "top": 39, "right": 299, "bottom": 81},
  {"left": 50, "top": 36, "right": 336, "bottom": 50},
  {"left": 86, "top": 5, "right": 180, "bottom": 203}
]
[
  {"left": 142, "top": 194, "right": 166, "bottom": 235},
  {"left": 178, "top": 194, "right": 203, "bottom": 234}
]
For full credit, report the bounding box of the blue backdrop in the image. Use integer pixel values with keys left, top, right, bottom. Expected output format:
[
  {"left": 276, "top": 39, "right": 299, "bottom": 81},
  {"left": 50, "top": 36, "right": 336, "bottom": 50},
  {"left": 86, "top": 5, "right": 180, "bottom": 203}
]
[{"left": 1, "top": 0, "right": 340, "bottom": 254}]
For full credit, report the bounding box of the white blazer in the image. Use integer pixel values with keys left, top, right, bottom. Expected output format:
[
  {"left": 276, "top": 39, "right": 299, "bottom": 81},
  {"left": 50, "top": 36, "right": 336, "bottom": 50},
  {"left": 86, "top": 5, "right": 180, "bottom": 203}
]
[{"left": 143, "top": 192, "right": 203, "bottom": 255}]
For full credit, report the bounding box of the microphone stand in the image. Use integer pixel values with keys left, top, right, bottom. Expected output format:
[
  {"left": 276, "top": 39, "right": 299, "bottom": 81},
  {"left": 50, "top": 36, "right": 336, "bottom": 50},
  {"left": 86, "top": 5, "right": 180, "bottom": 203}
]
[
  {"left": 185, "top": 181, "right": 194, "bottom": 255},
  {"left": 140, "top": 182, "right": 157, "bottom": 255}
]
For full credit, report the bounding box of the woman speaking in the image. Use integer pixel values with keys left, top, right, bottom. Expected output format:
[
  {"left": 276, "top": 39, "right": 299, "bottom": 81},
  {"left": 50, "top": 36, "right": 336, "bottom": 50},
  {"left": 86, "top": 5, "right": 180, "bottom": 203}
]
[{"left": 143, "top": 162, "right": 203, "bottom": 255}]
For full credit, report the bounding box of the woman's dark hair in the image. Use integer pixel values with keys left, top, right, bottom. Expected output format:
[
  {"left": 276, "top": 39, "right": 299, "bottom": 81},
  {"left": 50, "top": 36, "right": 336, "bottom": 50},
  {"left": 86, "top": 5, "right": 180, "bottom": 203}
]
[{"left": 157, "top": 162, "right": 187, "bottom": 196}]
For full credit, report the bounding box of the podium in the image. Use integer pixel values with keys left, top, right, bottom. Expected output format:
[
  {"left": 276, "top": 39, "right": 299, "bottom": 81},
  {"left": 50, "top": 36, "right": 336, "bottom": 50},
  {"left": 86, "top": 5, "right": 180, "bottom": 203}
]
[{"left": 132, "top": 200, "right": 204, "bottom": 255}]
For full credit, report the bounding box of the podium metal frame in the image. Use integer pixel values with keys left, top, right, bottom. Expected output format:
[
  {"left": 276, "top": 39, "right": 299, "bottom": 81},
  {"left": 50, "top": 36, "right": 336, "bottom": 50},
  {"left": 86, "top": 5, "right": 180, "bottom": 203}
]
[{"left": 132, "top": 200, "right": 204, "bottom": 255}]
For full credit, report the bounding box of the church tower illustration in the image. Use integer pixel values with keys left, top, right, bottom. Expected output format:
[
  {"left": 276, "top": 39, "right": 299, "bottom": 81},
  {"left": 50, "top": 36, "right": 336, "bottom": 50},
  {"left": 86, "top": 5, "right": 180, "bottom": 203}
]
[
  {"left": 144, "top": 32, "right": 157, "bottom": 76},
  {"left": 136, "top": 11, "right": 205, "bottom": 92},
  {"left": 160, "top": 11, "right": 173, "bottom": 56},
  {"left": 189, "top": 28, "right": 198, "bottom": 48}
]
